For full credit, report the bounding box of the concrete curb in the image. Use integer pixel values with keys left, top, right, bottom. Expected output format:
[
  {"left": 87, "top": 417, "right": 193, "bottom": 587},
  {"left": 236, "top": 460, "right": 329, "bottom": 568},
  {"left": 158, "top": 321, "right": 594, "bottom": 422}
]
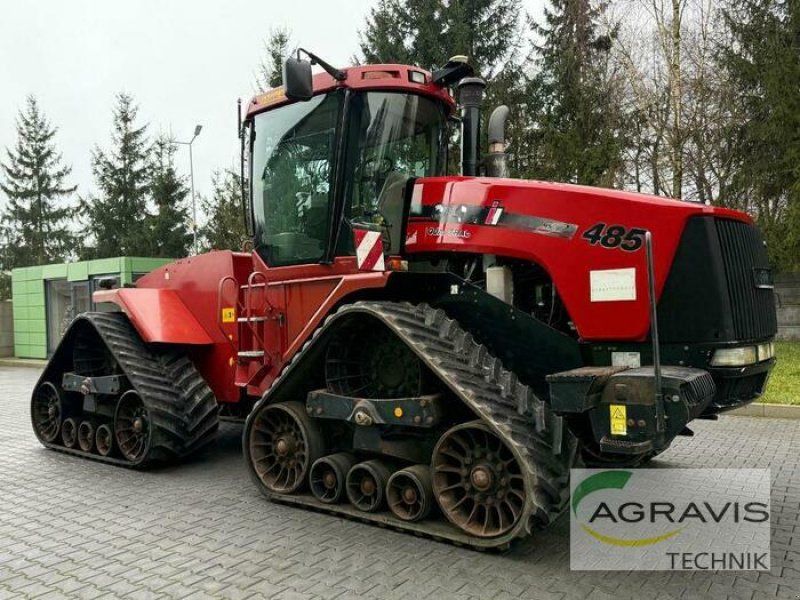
[
  {"left": 729, "top": 403, "right": 800, "bottom": 419},
  {"left": 0, "top": 358, "right": 47, "bottom": 369},
  {"left": 1, "top": 356, "right": 797, "bottom": 418}
]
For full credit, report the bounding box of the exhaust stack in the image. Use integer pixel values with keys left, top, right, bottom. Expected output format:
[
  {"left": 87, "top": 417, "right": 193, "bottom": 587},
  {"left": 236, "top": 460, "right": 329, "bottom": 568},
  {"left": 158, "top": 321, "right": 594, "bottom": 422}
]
[
  {"left": 486, "top": 105, "right": 510, "bottom": 178},
  {"left": 457, "top": 77, "right": 486, "bottom": 176}
]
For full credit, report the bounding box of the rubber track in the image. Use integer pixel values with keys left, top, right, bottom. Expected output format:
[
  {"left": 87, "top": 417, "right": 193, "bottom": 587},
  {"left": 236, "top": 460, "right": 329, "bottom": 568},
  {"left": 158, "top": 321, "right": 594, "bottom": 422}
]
[
  {"left": 244, "top": 301, "right": 577, "bottom": 550},
  {"left": 34, "top": 312, "right": 219, "bottom": 468}
]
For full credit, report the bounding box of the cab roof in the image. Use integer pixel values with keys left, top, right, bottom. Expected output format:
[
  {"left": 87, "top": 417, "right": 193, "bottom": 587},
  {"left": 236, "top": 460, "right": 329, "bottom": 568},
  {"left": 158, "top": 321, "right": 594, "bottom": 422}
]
[{"left": 245, "top": 64, "right": 457, "bottom": 119}]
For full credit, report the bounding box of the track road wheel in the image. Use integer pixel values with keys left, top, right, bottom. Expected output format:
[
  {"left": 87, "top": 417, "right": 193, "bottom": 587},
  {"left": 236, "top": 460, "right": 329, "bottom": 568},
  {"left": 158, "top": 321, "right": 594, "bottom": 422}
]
[
  {"left": 96, "top": 424, "right": 114, "bottom": 457},
  {"left": 346, "top": 460, "right": 391, "bottom": 512},
  {"left": 432, "top": 421, "right": 526, "bottom": 538},
  {"left": 387, "top": 464, "right": 434, "bottom": 522},
  {"left": 310, "top": 453, "right": 357, "bottom": 504},
  {"left": 78, "top": 421, "right": 95, "bottom": 452},
  {"left": 31, "top": 382, "right": 62, "bottom": 444},
  {"left": 115, "top": 390, "right": 152, "bottom": 464},
  {"left": 248, "top": 401, "right": 324, "bottom": 494},
  {"left": 61, "top": 418, "right": 78, "bottom": 448}
]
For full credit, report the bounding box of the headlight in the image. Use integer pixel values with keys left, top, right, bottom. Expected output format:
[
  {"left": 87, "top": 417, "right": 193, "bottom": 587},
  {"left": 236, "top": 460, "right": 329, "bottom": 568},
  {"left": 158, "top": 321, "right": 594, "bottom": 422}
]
[
  {"left": 756, "top": 342, "right": 775, "bottom": 361},
  {"left": 711, "top": 346, "right": 758, "bottom": 367}
]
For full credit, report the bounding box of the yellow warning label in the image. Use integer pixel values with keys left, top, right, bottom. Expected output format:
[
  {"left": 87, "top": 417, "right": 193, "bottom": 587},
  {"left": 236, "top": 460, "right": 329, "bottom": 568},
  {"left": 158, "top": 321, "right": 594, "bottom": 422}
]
[
  {"left": 610, "top": 404, "right": 627, "bottom": 436},
  {"left": 221, "top": 307, "right": 236, "bottom": 323}
]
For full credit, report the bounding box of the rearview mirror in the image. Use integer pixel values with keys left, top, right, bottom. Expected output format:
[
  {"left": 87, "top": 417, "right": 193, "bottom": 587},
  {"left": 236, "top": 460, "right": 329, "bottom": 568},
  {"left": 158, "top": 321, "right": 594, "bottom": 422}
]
[{"left": 283, "top": 57, "right": 313, "bottom": 101}]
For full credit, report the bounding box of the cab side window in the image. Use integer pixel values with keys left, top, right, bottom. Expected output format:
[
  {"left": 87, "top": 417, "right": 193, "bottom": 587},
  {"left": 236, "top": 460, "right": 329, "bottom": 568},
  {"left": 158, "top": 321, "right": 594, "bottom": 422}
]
[{"left": 252, "top": 93, "right": 341, "bottom": 266}]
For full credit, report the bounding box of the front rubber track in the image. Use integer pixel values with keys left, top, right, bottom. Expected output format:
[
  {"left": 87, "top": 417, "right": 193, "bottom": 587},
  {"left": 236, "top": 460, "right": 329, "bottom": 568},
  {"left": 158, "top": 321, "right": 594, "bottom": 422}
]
[
  {"left": 243, "top": 301, "right": 577, "bottom": 550},
  {"left": 32, "top": 312, "right": 219, "bottom": 468}
]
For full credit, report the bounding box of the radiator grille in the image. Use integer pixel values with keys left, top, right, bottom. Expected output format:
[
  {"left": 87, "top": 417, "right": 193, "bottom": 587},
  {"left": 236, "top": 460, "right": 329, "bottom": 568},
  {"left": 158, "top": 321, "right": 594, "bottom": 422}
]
[{"left": 715, "top": 219, "right": 777, "bottom": 340}]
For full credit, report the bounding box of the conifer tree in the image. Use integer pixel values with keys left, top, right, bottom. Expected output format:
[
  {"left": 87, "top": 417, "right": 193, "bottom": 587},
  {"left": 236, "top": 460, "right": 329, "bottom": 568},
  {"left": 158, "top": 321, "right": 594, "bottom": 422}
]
[
  {"left": 148, "top": 136, "right": 191, "bottom": 258},
  {"left": 719, "top": 0, "right": 800, "bottom": 270},
  {"left": 256, "top": 27, "right": 292, "bottom": 91},
  {"left": 0, "top": 96, "right": 77, "bottom": 268},
  {"left": 526, "top": 0, "right": 623, "bottom": 186},
  {"left": 82, "top": 93, "right": 152, "bottom": 258},
  {"left": 199, "top": 170, "right": 248, "bottom": 252}
]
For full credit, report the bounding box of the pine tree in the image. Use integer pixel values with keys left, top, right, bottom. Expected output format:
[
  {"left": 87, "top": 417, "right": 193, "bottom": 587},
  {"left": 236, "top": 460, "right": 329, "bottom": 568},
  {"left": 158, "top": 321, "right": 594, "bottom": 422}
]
[
  {"left": 256, "top": 27, "right": 292, "bottom": 92},
  {"left": 82, "top": 93, "right": 152, "bottom": 258},
  {"left": 147, "top": 136, "right": 191, "bottom": 258},
  {"left": 359, "top": 0, "right": 527, "bottom": 177},
  {"left": 199, "top": 170, "right": 248, "bottom": 252},
  {"left": 359, "top": 0, "right": 523, "bottom": 76},
  {"left": 0, "top": 225, "right": 13, "bottom": 300},
  {"left": 0, "top": 96, "right": 77, "bottom": 268},
  {"left": 526, "top": 0, "right": 623, "bottom": 186},
  {"left": 719, "top": 0, "right": 800, "bottom": 270}
]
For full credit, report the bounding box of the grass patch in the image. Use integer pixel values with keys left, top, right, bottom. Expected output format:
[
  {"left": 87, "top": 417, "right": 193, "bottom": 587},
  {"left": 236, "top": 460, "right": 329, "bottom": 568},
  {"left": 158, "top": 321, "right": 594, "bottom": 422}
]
[{"left": 759, "top": 341, "right": 800, "bottom": 405}]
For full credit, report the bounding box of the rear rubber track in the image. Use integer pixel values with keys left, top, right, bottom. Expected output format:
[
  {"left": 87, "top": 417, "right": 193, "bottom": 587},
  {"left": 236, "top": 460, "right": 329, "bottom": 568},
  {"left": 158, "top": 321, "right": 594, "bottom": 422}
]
[
  {"left": 244, "top": 301, "right": 577, "bottom": 550},
  {"left": 34, "top": 312, "right": 219, "bottom": 468}
]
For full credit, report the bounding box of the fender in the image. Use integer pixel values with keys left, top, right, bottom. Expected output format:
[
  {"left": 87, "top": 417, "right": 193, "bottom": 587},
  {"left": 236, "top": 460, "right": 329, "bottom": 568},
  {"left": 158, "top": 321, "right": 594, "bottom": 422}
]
[{"left": 93, "top": 288, "right": 214, "bottom": 345}]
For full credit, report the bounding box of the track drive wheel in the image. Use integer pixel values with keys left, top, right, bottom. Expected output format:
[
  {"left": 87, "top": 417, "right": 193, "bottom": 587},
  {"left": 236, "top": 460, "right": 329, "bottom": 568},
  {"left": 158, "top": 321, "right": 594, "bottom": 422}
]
[
  {"left": 114, "top": 390, "right": 152, "bottom": 464},
  {"left": 31, "top": 382, "right": 62, "bottom": 443},
  {"left": 248, "top": 401, "right": 324, "bottom": 494},
  {"left": 432, "top": 421, "right": 526, "bottom": 538},
  {"left": 325, "top": 325, "right": 425, "bottom": 398}
]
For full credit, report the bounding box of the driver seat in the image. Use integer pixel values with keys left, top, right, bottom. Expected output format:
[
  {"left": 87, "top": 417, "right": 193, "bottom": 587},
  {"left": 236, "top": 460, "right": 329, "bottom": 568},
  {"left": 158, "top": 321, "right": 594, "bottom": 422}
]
[{"left": 375, "top": 171, "right": 408, "bottom": 249}]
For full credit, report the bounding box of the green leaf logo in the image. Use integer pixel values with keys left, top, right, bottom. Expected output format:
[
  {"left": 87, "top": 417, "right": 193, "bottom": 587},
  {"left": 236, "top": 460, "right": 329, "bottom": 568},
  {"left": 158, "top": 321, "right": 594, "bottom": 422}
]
[{"left": 573, "top": 470, "right": 683, "bottom": 547}]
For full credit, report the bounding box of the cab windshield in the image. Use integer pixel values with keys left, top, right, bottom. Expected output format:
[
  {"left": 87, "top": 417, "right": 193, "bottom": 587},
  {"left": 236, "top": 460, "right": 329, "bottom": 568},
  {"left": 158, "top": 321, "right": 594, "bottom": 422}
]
[
  {"left": 250, "top": 90, "right": 446, "bottom": 266},
  {"left": 342, "top": 92, "right": 446, "bottom": 254}
]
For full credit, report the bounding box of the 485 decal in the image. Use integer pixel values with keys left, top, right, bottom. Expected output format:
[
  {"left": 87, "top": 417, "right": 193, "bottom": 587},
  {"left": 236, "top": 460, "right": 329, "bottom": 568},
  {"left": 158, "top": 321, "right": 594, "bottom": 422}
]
[{"left": 581, "top": 223, "right": 647, "bottom": 252}]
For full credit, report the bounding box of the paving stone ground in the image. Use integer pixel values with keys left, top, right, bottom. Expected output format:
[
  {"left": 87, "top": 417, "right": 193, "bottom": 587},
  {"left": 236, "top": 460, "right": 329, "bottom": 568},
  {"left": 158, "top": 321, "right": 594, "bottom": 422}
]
[{"left": 1, "top": 366, "right": 798, "bottom": 599}]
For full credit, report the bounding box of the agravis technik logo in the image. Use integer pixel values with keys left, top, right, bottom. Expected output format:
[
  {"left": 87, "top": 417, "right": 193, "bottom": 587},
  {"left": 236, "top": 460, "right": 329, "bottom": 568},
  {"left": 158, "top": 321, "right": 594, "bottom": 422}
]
[{"left": 570, "top": 469, "right": 771, "bottom": 570}]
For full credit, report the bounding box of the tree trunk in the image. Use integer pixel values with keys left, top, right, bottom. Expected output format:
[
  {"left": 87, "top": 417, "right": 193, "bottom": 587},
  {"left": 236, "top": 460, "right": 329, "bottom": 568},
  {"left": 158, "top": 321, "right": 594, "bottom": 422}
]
[{"left": 670, "top": 0, "right": 683, "bottom": 199}]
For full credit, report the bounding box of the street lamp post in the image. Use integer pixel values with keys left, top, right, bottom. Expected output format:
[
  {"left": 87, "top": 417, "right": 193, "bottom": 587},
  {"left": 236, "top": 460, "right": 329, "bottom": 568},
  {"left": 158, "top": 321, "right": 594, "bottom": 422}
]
[{"left": 173, "top": 124, "right": 203, "bottom": 254}]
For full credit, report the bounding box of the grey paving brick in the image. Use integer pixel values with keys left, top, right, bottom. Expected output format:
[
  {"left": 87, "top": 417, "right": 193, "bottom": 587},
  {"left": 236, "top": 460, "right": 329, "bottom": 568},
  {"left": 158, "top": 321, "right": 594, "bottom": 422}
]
[{"left": 1, "top": 367, "right": 798, "bottom": 599}]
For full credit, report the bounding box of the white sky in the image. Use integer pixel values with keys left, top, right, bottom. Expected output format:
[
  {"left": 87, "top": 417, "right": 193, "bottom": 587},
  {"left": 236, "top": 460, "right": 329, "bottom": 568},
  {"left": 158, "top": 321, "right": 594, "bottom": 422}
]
[{"left": 1, "top": 0, "right": 544, "bottom": 221}]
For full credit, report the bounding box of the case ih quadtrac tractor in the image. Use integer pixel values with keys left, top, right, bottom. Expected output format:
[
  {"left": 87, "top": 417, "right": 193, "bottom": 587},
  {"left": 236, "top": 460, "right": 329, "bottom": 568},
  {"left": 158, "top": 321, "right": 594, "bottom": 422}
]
[{"left": 31, "top": 53, "right": 777, "bottom": 549}]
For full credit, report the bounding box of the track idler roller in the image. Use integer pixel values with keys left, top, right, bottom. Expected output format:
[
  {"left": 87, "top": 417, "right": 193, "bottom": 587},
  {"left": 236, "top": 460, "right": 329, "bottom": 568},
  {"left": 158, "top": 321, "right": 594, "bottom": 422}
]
[
  {"left": 61, "top": 418, "right": 79, "bottom": 449},
  {"left": 432, "top": 421, "right": 526, "bottom": 538},
  {"left": 77, "top": 420, "right": 96, "bottom": 453},
  {"left": 31, "top": 381, "right": 62, "bottom": 443},
  {"left": 346, "top": 460, "right": 391, "bottom": 512},
  {"left": 114, "top": 390, "right": 151, "bottom": 464},
  {"left": 387, "top": 464, "right": 434, "bottom": 522},
  {"left": 310, "top": 453, "right": 357, "bottom": 504},
  {"left": 248, "top": 401, "right": 325, "bottom": 494},
  {"left": 95, "top": 424, "right": 114, "bottom": 457}
]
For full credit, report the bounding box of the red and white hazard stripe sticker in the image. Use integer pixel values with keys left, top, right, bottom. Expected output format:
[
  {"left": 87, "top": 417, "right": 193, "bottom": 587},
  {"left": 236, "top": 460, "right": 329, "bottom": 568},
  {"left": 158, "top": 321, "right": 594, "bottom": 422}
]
[
  {"left": 353, "top": 229, "right": 385, "bottom": 271},
  {"left": 484, "top": 201, "right": 504, "bottom": 225}
]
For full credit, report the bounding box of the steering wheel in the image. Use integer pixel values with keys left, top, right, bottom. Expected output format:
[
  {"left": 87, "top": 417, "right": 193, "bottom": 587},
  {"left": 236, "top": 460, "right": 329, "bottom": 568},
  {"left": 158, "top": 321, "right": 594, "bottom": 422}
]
[{"left": 362, "top": 157, "right": 393, "bottom": 181}]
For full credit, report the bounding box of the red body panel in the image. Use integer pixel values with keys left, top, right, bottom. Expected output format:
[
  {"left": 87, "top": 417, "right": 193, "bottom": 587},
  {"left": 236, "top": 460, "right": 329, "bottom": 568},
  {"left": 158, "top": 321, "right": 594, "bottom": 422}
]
[
  {"left": 404, "top": 177, "right": 751, "bottom": 342},
  {"left": 93, "top": 288, "right": 213, "bottom": 344},
  {"left": 94, "top": 251, "right": 389, "bottom": 405},
  {"left": 93, "top": 175, "right": 754, "bottom": 405},
  {"left": 246, "top": 64, "right": 456, "bottom": 119}
]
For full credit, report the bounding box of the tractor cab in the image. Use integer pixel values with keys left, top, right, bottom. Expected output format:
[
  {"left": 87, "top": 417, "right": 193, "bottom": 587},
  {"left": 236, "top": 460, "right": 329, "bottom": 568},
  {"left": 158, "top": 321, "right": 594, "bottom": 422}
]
[{"left": 243, "top": 59, "right": 456, "bottom": 268}]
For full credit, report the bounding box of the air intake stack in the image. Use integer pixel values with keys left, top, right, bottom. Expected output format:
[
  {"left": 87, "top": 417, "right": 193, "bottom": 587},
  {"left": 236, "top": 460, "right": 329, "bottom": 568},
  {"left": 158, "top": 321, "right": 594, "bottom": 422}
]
[{"left": 457, "top": 77, "right": 486, "bottom": 176}]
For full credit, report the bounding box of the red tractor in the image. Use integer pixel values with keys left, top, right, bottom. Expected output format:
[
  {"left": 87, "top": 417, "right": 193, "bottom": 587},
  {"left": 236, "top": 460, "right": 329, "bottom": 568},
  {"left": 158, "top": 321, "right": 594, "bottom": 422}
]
[{"left": 31, "top": 52, "right": 777, "bottom": 549}]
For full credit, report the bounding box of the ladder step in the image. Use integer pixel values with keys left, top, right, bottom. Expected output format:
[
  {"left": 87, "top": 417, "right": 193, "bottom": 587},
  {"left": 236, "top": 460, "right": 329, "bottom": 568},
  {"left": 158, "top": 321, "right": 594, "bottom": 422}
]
[{"left": 238, "top": 350, "right": 265, "bottom": 358}]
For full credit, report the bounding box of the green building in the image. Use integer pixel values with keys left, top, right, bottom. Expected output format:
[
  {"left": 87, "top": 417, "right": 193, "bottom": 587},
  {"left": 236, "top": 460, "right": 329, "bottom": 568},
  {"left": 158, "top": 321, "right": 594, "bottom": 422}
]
[{"left": 11, "top": 257, "right": 172, "bottom": 359}]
